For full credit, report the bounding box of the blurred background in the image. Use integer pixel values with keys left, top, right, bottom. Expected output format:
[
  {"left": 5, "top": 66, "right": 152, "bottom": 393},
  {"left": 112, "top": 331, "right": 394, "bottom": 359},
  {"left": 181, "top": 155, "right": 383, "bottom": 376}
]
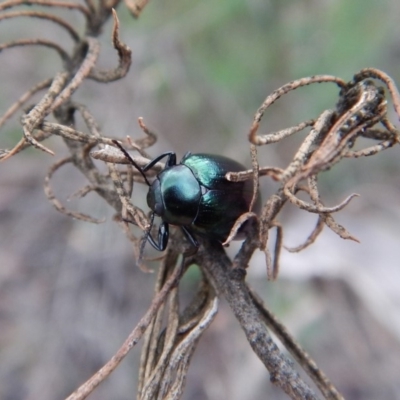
[{"left": 1, "top": 0, "right": 400, "bottom": 399}]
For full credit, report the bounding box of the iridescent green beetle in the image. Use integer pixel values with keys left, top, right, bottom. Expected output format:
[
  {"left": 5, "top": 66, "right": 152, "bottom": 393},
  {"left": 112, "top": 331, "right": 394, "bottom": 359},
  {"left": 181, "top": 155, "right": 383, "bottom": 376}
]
[{"left": 114, "top": 141, "right": 260, "bottom": 251}]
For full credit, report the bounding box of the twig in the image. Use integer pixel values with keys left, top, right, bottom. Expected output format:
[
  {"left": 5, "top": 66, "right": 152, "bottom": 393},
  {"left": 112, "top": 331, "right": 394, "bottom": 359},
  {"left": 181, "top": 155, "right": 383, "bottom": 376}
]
[
  {"left": 0, "top": 0, "right": 91, "bottom": 17},
  {"left": 44, "top": 157, "right": 105, "bottom": 223},
  {"left": 88, "top": 9, "right": 132, "bottom": 82},
  {"left": 0, "top": 11, "right": 81, "bottom": 42},
  {"left": 0, "top": 38, "right": 71, "bottom": 63},
  {"left": 22, "top": 71, "right": 69, "bottom": 155},
  {"left": 124, "top": 0, "right": 150, "bottom": 18},
  {"left": 50, "top": 38, "right": 100, "bottom": 111},
  {"left": 65, "top": 256, "right": 184, "bottom": 400},
  {"left": 0, "top": 78, "right": 52, "bottom": 130},
  {"left": 198, "top": 240, "right": 320, "bottom": 400},
  {"left": 249, "top": 289, "right": 344, "bottom": 400}
]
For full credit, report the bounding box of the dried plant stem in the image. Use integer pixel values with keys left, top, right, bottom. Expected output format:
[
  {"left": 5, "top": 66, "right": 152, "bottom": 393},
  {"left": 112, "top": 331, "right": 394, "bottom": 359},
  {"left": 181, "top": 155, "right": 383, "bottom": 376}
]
[
  {"left": 249, "top": 289, "right": 344, "bottom": 400},
  {"left": 65, "top": 257, "right": 184, "bottom": 400},
  {"left": 0, "top": 11, "right": 81, "bottom": 41},
  {"left": 199, "top": 241, "right": 320, "bottom": 400},
  {"left": 0, "top": 0, "right": 91, "bottom": 17}
]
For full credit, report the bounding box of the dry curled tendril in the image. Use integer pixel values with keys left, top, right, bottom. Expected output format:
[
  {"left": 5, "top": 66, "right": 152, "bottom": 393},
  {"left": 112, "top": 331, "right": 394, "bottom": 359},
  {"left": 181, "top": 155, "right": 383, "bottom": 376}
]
[{"left": 225, "top": 69, "right": 400, "bottom": 279}]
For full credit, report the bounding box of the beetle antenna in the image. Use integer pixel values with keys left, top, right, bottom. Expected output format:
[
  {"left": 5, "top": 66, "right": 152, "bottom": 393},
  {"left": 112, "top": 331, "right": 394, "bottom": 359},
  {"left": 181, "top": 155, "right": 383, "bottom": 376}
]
[{"left": 112, "top": 140, "right": 151, "bottom": 186}]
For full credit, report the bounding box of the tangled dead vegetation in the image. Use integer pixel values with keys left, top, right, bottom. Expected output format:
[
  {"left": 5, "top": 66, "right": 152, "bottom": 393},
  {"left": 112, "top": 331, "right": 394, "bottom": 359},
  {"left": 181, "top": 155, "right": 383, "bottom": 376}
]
[{"left": 1, "top": 2, "right": 399, "bottom": 400}]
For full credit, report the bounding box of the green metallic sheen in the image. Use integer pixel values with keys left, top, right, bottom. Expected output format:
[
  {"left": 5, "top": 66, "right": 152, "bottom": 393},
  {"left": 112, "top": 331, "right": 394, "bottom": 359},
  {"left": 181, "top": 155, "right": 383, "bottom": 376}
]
[
  {"left": 180, "top": 153, "right": 260, "bottom": 242},
  {"left": 147, "top": 152, "right": 260, "bottom": 245},
  {"left": 158, "top": 165, "right": 201, "bottom": 225}
]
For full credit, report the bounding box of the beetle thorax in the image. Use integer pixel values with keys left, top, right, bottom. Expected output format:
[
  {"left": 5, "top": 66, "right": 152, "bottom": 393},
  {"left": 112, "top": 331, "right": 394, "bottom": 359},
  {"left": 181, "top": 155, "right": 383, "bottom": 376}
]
[{"left": 147, "top": 165, "right": 202, "bottom": 226}]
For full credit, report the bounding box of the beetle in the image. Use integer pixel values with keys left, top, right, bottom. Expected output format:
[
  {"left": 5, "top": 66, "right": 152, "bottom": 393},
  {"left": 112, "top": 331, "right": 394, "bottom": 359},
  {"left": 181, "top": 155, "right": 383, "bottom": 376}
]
[{"left": 113, "top": 140, "right": 260, "bottom": 251}]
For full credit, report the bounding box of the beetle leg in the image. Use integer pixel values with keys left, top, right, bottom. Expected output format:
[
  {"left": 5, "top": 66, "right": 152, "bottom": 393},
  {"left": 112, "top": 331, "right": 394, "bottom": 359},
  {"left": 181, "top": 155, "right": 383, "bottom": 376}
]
[
  {"left": 181, "top": 226, "right": 199, "bottom": 249},
  {"left": 147, "top": 220, "right": 169, "bottom": 251},
  {"left": 142, "top": 152, "right": 177, "bottom": 171}
]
